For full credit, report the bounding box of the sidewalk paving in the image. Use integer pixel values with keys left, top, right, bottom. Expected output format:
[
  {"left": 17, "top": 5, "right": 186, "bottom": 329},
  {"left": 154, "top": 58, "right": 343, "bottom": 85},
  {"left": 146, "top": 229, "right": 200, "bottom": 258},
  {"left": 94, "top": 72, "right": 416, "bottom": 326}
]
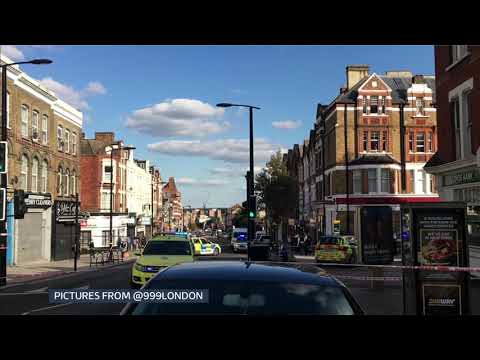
[{"left": 5, "top": 253, "right": 137, "bottom": 285}]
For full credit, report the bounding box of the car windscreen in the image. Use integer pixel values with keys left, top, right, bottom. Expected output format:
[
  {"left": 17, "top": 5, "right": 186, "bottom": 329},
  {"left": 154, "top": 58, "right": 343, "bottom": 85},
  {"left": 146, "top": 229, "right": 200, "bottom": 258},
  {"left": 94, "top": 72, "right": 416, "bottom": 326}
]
[
  {"left": 142, "top": 241, "right": 192, "bottom": 256},
  {"left": 318, "top": 237, "right": 340, "bottom": 245},
  {"left": 130, "top": 280, "right": 356, "bottom": 315}
]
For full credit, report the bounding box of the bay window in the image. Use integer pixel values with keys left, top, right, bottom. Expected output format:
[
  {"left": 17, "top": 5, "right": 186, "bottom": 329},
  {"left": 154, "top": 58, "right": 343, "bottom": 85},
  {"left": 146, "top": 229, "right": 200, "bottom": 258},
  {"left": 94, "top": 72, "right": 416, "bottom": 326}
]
[
  {"left": 381, "top": 169, "right": 390, "bottom": 193},
  {"left": 370, "top": 131, "right": 380, "bottom": 151},
  {"left": 370, "top": 96, "right": 378, "bottom": 113},
  {"left": 368, "top": 169, "right": 377, "bottom": 193},
  {"left": 353, "top": 170, "right": 362, "bottom": 194}
]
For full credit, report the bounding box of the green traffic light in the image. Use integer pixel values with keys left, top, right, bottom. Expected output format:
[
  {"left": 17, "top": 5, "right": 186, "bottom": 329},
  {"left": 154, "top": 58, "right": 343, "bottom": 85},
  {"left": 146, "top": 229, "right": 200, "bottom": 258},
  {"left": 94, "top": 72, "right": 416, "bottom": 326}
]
[{"left": 249, "top": 211, "right": 255, "bottom": 218}]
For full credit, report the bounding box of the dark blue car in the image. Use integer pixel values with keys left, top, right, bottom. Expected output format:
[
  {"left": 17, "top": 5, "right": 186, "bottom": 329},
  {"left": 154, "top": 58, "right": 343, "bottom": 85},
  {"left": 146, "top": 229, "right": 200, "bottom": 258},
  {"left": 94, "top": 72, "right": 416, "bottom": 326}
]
[{"left": 121, "top": 261, "right": 364, "bottom": 315}]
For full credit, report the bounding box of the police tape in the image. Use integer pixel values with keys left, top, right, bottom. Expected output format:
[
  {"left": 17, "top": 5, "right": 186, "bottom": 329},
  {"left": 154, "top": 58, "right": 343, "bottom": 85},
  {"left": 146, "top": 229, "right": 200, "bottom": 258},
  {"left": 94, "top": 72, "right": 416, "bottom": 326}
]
[
  {"left": 256, "top": 260, "right": 480, "bottom": 273},
  {"left": 334, "top": 275, "right": 402, "bottom": 282}
]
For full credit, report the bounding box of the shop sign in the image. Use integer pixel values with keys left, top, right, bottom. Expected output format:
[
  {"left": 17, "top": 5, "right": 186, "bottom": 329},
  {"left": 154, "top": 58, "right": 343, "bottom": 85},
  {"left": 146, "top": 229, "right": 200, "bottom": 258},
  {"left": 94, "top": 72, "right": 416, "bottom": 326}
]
[
  {"left": 55, "top": 200, "right": 79, "bottom": 222},
  {"left": 24, "top": 193, "right": 52, "bottom": 208},
  {"left": 422, "top": 284, "right": 462, "bottom": 315},
  {"left": 443, "top": 169, "right": 480, "bottom": 187}
]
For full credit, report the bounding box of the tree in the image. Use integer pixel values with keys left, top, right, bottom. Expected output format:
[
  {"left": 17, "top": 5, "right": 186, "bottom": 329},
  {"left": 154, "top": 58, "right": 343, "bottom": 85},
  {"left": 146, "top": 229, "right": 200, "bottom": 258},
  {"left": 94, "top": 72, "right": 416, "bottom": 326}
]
[
  {"left": 232, "top": 206, "right": 248, "bottom": 228},
  {"left": 255, "top": 150, "right": 288, "bottom": 206}
]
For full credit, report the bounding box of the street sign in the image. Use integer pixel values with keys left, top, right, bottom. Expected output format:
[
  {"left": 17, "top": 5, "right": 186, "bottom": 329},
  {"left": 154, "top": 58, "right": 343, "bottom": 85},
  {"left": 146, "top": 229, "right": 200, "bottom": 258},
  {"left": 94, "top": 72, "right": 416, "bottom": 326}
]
[
  {"left": 0, "top": 189, "right": 5, "bottom": 221},
  {"left": 0, "top": 141, "right": 7, "bottom": 174}
]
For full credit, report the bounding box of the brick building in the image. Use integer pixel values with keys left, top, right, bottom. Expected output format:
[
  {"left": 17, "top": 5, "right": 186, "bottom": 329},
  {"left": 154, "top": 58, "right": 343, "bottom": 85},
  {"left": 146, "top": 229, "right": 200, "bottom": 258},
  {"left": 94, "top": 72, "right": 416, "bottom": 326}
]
[
  {"left": 162, "top": 177, "right": 183, "bottom": 232},
  {"left": 284, "top": 64, "right": 440, "bottom": 248},
  {"left": 425, "top": 45, "right": 480, "bottom": 245},
  {"left": 79, "top": 132, "right": 134, "bottom": 247},
  {"left": 1, "top": 55, "right": 83, "bottom": 264}
]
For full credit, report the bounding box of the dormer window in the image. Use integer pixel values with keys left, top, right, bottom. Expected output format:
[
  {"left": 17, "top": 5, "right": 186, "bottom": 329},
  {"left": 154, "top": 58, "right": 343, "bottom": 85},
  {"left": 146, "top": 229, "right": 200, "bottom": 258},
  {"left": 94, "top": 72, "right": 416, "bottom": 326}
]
[{"left": 370, "top": 96, "right": 378, "bottom": 113}]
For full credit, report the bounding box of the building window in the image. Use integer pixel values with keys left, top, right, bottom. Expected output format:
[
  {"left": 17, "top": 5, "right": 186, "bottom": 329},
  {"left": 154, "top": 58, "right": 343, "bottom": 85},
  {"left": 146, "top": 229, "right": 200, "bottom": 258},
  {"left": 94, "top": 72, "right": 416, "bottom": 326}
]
[
  {"left": 363, "top": 97, "right": 368, "bottom": 114},
  {"left": 72, "top": 132, "right": 77, "bottom": 156},
  {"left": 362, "top": 131, "right": 368, "bottom": 151},
  {"left": 464, "top": 91, "right": 473, "bottom": 155},
  {"left": 32, "top": 111, "right": 39, "bottom": 141},
  {"left": 417, "top": 170, "right": 426, "bottom": 194},
  {"left": 42, "top": 115, "right": 48, "bottom": 144},
  {"left": 370, "top": 96, "right": 378, "bottom": 114},
  {"left": 57, "top": 126, "right": 64, "bottom": 151},
  {"left": 65, "top": 129, "right": 70, "bottom": 153},
  {"left": 416, "top": 132, "right": 425, "bottom": 153},
  {"left": 104, "top": 164, "right": 113, "bottom": 183},
  {"left": 353, "top": 170, "right": 362, "bottom": 194},
  {"left": 409, "top": 131, "right": 414, "bottom": 152},
  {"left": 21, "top": 105, "right": 29, "bottom": 138},
  {"left": 64, "top": 169, "right": 69, "bottom": 196},
  {"left": 451, "top": 45, "right": 468, "bottom": 64},
  {"left": 101, "top": 192, "right": 112, "bottom": 212},
  {"left": 20, "top": 155, "right": 28, "bottom": 191},
  {"left": 6, "top": 92, "right": 11, "bottom": 128},
  {"left": 57, "top": 167, "right": 63, "bottom": 195},
  {"left": 451, "top": 98, "right": 461, "bottom": 160},
  {"left": 102, "top": 230, "right": 111, "bottom": 246},
  {"left": 41, "top": 160, "right": 48, "bottom": 193},
  {"left": 381, "top": 169, "right": 390, "bottom": 193},
  {"left": 368, "top": 169, "right": 377, "bottom": 193},
  {"left": 409, "top": 170, "right": 415, "bottom": 193},
  {"left": 32, "top": 157, "right": 39, "bottom": 193},
  {"left": 380, "top": 97, "right": 386, "bottom": 114},
  {"left": 72, "top": 171, "right": 76, "bottom": 195},
  {"left": 416, "top": 98, "right": 425, "bottom": 116},
  {"left": 370, "top": 131, "right": 380, "bottom": 151},
  {"left": 427, "top": 132, "right": 433, "bottom": 153},
  {"left": 429, "top": 174, "right": 435, "bottom": 194},
  {"left": 382, "top": 131, "right": 388, "bottom": 152}
]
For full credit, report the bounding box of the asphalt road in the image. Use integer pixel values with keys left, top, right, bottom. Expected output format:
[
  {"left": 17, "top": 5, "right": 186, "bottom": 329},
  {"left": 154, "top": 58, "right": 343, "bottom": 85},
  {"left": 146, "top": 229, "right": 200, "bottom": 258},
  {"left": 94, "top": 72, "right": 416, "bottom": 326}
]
[{"left": 1, "top": 249, "right": 479, "bottom": 315}]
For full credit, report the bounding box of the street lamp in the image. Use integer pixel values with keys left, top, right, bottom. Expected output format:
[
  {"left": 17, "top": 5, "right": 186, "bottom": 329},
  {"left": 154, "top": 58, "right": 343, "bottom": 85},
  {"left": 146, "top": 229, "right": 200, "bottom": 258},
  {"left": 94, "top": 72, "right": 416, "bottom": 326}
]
[
  {"left": 1, "top": 58, "right": 52, "bottom": 287},
  {"left": 216, "top": 103, "right": 260, "bottom": 261},
  {"left": 108, "top": 143, "right": 135, "bottom": 248}
]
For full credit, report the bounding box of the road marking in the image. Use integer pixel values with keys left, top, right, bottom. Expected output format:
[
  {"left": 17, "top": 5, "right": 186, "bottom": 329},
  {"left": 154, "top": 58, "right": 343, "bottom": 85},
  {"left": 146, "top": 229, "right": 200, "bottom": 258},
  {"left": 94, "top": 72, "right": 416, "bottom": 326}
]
[
  {"left": 22, "top": 302, "right": 74, "bottom": 315},
  {"left": 25, "top": 286, "right": 49, "bottom": 293}
]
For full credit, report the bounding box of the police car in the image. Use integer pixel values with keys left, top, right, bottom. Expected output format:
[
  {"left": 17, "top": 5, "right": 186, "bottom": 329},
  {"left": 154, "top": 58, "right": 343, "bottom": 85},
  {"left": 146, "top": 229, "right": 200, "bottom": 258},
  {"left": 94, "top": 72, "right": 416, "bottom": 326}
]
[{"left": 192, "top": 237, "right": 222, "bottom": 256}]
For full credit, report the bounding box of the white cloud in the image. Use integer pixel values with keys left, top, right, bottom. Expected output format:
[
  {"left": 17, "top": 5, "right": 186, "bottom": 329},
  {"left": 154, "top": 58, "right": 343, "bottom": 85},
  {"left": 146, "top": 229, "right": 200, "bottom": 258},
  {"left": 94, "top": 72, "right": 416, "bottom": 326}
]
[
  {"left": 85, "top": 81, "right": 107, "bottom": 95},
  {"left": 272, "top": 120, "right": 302, "bottom": 129},
  {"left": 125, "top": 99, "right": 228, "bottom": 137},
  {"left": 1, "top": 45, "right": 25, "bottom": 61},
  {"left": 176, "top": 178, "right": 229, "bottom": 187},
  {"left": 39, "top": 77, "right": 107, "bottom": 111},
  {"left": 148, "top": 138, "right": 283, "bottom": 164},
  {"left": 209, "top": 166, "right": 263, "bottom": 177}
]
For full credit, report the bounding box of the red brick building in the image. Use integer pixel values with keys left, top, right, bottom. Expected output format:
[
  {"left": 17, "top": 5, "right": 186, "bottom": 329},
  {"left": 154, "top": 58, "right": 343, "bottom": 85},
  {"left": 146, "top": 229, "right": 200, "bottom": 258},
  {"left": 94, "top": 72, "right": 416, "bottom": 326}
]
[
  {"left": 425, "top": 45, "right": 480, "bottom": 244},
  {"left": 162, "top": 177, "right": 183, "bottom": 231},
  {"left": 80, "top": 132, "right": 133, "bottom": 246}
]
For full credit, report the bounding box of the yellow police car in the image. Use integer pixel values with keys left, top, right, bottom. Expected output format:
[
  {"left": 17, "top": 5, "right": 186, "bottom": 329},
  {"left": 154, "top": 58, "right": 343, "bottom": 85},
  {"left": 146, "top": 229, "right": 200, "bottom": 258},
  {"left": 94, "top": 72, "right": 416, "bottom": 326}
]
[
  {"left": 315, "top": 235, "right": 357, "bottom": 264},
  {"left": 131, "top": 234, "right": 195, "bottom": 288},
  {"left": 192, "top": 237, "right": 222, "bottom": 256}
]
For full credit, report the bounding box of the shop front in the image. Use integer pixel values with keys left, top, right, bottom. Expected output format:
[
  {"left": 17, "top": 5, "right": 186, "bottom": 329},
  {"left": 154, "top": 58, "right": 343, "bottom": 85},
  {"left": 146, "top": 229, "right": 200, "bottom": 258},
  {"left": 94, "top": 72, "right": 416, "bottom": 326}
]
[
  {"left": 81, "top": 213, "right": 131, "bottom": 248},
  {"left": 52, "top": 199, "right": 84, "bottom": 261},
  {"left": 14, "top": 193, "right": 53, "bottom": 265}
]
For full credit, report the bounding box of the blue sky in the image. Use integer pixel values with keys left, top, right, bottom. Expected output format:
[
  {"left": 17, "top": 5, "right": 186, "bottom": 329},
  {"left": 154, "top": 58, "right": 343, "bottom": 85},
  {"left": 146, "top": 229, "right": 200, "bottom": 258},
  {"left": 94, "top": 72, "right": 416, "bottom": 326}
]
[{"left": 2, "top": 45, "right": 435, "bottom": 208}]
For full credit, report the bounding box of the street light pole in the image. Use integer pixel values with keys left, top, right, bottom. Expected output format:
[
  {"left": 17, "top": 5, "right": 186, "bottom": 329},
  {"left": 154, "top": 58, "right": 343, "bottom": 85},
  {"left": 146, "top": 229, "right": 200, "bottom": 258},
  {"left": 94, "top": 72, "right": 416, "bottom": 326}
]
[
  {"left": 217, "top": 103, "right": 260, "bottom": 261},
  {"left": 1, "top": 57, "right": 52, "bottom": 287}
]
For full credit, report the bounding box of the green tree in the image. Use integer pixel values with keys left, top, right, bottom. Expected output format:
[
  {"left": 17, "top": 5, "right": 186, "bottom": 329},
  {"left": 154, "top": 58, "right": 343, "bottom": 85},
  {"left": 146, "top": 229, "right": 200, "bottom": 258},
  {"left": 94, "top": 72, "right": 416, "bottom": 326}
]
[{"left": 254, "top": 149, "right": 288, "bottom": 206}]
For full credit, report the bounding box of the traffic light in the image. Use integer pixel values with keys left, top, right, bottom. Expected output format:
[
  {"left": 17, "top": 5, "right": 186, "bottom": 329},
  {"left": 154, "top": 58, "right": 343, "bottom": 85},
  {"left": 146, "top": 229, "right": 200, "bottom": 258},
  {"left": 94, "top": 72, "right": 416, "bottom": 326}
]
[
  {"left": 0, "top": 141, "right": 7, "bottom": 174},
  {"left": 248, "top": 195, "right": 256, "bottom": 219},
  {"left": 14, "top": 190, "right": 26, "bottom": 219}
]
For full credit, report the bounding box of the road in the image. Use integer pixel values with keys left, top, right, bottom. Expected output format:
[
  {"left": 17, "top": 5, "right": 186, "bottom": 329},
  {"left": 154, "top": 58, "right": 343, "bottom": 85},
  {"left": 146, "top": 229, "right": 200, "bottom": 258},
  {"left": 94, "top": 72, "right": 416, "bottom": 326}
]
[{"left": 1, "top": 245, "right": 479, "bottom": 315}]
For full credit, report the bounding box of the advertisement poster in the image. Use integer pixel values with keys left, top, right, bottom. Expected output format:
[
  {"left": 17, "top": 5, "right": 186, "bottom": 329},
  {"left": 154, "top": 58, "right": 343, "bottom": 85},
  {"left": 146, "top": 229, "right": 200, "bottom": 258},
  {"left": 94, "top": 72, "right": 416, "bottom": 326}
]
[
  {"left": 422, "top": 283, "right": 462, "bottom": 315},
  {"left": 361, "top": 207, "right": 393, "bottom": 264},
  {"left": 417, "top": 214, "right": 460, "bottom": 266}
]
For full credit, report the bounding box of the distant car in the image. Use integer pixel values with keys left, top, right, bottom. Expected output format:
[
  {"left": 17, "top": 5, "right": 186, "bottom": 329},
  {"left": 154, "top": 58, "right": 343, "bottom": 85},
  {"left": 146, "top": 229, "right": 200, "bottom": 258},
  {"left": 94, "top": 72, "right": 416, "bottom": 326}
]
[
  {"left": 192, "top": 237, "right": 222, "bottom": 256},
  {"left": 131, "top": 234, "right": 195, "bottom": 288},
  {"left": 315, "top": 235, "right": 357, "bottom": 264},
  {"left": 121, "top": 261, "right": 364, "bottom": 315},
  {"left": 231, "top": 228, "right": 248, "bottom": 252}
]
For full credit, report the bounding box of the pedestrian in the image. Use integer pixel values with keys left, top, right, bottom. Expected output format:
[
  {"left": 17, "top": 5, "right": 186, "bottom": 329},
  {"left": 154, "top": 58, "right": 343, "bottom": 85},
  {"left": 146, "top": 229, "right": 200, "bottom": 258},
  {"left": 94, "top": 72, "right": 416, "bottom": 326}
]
[{"left": 120, "top": 238, "right": 128, "bottom": 260}]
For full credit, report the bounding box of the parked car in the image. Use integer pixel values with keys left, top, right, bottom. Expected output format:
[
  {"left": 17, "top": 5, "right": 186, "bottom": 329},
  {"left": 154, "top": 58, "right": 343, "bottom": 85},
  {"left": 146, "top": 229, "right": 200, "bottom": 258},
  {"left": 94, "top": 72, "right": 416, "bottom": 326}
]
[
  {"left": 121, "top": 261, "right": 364, "bottom": 315},
  {"left": 315, "top": 235, "right": 357, "bottom": 264}
]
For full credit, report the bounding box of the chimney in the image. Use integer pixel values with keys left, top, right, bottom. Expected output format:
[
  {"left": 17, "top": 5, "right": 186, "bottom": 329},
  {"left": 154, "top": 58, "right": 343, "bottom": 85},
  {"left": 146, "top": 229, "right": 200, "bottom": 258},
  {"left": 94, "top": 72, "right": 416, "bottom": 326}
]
[
  {"left": 94, "top": 132, "right": 115, "bottom": 144},
  {"left": 81, "top": 132, "right": 86, "bottom": 139},
  {"left": 346, "top": 65, "right": 369, "bottom": 90},
  {"left": 385, "top": 71, "right": 413, "bottom": 78},
  {"left": 340, "top": 86, "right": 347, "bottom": 94},
  {"left": 412, "top": 74, "right": 426, "bottom": 84}
]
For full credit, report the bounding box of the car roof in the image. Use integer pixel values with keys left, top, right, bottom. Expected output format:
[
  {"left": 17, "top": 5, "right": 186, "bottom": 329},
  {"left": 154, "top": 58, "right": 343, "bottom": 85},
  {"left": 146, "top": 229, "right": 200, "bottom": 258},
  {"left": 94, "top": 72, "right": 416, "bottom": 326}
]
[
  {"left": 151, "top": 235, "right": 190, "bottom": 242},
  {"left": 151, "top": 261, "right": 341, "bottom": 287}
]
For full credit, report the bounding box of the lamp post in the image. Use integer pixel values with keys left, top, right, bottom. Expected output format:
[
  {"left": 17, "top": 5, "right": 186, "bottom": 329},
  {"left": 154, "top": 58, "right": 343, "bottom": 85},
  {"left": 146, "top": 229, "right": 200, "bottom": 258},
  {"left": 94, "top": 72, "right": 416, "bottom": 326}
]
[
  {"left": 217, "top": 103, "right": 260, "bottom": 260},
  {"left": 1, "top": 57, "right": 52, "bottom": 287},
  {"left": 108, "top": 143, "right": 135, "bottom": 248}
]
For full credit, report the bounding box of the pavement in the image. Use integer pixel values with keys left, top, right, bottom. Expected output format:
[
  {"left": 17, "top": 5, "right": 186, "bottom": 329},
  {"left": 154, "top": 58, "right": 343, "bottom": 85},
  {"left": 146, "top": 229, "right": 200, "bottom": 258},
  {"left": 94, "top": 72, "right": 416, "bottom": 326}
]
[{"left": 5, "top": 253, "right": 137, "bottom": 285}]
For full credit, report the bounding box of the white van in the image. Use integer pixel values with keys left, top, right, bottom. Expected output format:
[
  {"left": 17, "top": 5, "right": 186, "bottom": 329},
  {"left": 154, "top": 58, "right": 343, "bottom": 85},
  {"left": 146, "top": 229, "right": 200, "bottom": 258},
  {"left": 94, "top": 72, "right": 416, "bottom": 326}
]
[{"left": 231, "top": 228, "right": 248, "bottom": 253}]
